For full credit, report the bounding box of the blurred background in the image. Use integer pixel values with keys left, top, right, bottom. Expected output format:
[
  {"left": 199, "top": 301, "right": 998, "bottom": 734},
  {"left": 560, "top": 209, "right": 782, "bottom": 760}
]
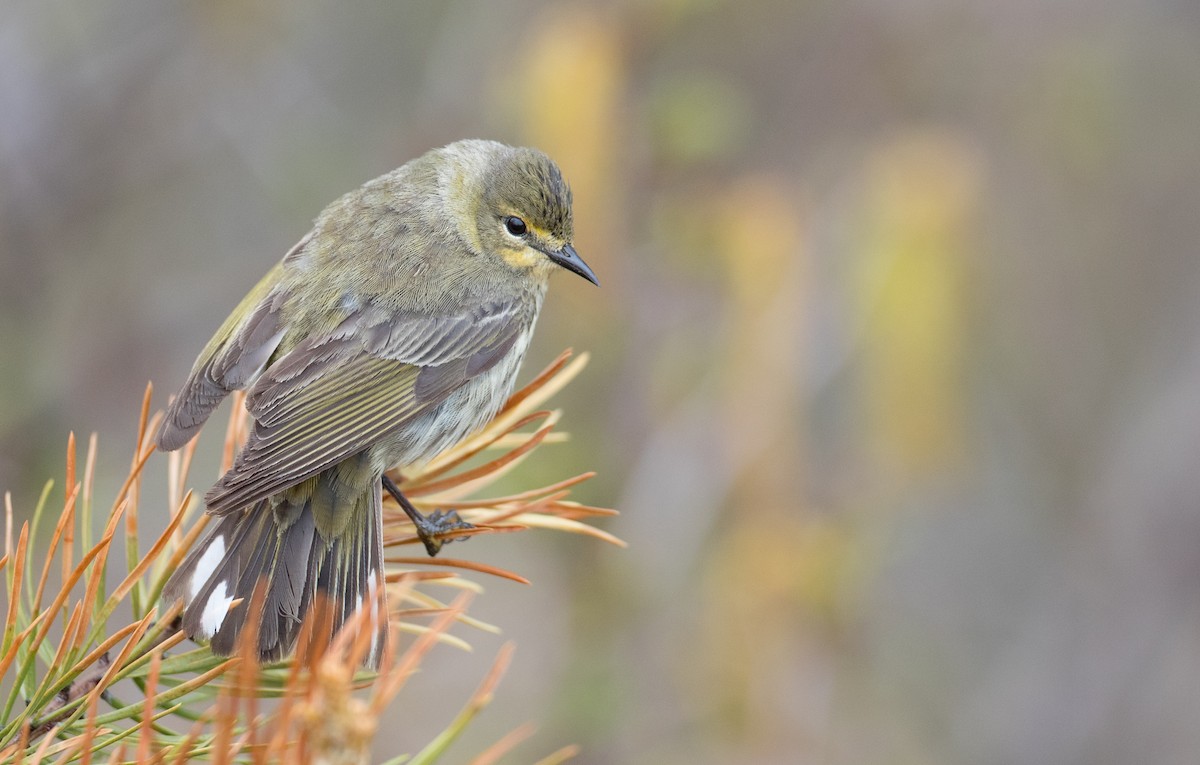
[{"left": 3, "top": 0, "right": 1200, "bottom": 762}]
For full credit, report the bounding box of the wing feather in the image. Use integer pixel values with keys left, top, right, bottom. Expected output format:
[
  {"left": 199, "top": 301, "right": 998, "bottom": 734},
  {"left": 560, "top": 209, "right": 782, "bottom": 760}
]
[
  {"left": 156, "top": 265, "right": 289, "bottom": 451},
  {"left": 204, "top": 299, "right": 529, "bottom": 514}
]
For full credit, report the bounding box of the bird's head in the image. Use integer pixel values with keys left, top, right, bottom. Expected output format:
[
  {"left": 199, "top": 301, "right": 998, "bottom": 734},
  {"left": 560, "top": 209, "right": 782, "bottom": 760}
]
[{"left": 447, "top": 141, "right": 598, "bottom": 286}]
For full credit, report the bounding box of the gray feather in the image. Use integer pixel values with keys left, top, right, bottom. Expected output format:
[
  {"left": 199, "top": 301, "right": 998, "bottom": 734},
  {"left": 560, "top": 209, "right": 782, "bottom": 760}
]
[
  {"left": 165, "top": 486, "right": 385, "bottom": 668},
  {"left": 202, "top": 300, "right": 531, "bottom": 515},
  {"left": 156, "top": 285, "right": 287, "bottom": 451}
]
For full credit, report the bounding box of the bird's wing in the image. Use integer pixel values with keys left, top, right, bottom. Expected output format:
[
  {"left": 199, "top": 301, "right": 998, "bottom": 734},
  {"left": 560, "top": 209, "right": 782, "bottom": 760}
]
[
  {"left": 156, "top": 264, "right": 290, "bottom": 452},
  {"left": 203, "top": 298, "right": 528, "bottom": 514}
]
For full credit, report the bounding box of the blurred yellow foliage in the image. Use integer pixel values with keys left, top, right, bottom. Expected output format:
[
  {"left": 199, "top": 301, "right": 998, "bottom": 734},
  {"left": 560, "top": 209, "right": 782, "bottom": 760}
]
[
  {"left": 513, "top": 6, "right": 624, "bottom": 266},
  {"left": 716, "top": 175, "right": 804, "bottom": 309},
  {"left": 714, "top": 175, "right": 807, "bottom": 477},
  {"left": 688, "top": 174, "right": 835, "bottom": 748},
  {"left": 650, "top": 74, "right": 750, "bottom": 165},
  {"left": 696, "top": 509, "right": 857, "bottom": 745},
  {"left": 856, "top": 130, "right": 981, "bottom": 478}
]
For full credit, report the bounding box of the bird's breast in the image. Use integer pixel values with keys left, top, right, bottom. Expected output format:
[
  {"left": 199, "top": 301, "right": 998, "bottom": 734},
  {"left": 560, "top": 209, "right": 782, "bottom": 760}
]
[{"left": 372, "top": 320, "right": 537, "bottom": 471}]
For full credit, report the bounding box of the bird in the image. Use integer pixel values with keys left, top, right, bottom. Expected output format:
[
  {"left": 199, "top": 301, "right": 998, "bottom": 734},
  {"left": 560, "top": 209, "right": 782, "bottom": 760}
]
[{"left": 156, "top": 139, "right": 597, "bottom": 667}]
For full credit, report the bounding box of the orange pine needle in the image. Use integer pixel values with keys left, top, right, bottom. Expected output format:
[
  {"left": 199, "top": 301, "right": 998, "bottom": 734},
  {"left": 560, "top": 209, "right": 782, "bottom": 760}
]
[
  {"left": 470, "top": 721, "right": 537, "bottom": 765},
  {"left": 61, "top": 432, "right": 77, "bottom": 605},
  {"left": 531, "top": 744, "right": 582, "bottom": 765},
  {"left": 498, "top": 348, "right": 573, "bottom": 417},
  {"left": 33, "top": 482, "right": 81, "bottom": 616},
  {"left": 6, "top": 520, "right": 28, "bottom": 630},
  {"left": 385, "top": 556, "right": 532, "bottom": 585},
  {"left": 403, "top": 410, "right": 554, "bottom": 490},
  {"left": 405, "top": 421, "right": 554, "bottom": 497},
  {"left": 136, "top": 651, "right": 162, "bottom": 764}
]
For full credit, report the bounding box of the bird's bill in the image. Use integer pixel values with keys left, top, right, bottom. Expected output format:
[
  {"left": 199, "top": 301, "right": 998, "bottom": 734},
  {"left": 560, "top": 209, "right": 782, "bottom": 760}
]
[{"left": 547, "top": 244, "right": 599, "bottom": 285}]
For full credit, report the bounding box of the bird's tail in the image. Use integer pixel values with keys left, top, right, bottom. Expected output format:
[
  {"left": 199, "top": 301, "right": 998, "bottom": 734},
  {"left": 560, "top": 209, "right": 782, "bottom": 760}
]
[{"left": 163, "top": 483, "right": 387, "bottom": 668}]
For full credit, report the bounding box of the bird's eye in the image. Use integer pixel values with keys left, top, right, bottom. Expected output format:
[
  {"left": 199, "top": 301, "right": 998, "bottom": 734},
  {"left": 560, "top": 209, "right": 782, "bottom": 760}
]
[{"left": 504, "top": 216, "right": 528, "bottom": 237}]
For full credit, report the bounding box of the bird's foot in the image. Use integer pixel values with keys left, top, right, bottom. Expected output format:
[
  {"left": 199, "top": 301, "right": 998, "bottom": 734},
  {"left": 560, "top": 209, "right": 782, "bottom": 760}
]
[
  {"left": 382, "top": 473, "right": 474, "bottom": 557},
  {"left": 412, "top": 509, "right": 475, "bottom": 557}
]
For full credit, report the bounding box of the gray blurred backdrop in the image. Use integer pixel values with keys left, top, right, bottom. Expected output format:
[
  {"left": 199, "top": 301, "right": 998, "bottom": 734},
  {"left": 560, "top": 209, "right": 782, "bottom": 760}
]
[{"left": 3, "top": 0, "right": 1200, "bottom": 763}]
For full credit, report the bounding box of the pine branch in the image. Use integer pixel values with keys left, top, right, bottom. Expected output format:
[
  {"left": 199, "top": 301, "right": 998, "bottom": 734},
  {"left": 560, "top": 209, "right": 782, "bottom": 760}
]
[{"left": 1, "top": 350, "right": 610, "bottom": 764}]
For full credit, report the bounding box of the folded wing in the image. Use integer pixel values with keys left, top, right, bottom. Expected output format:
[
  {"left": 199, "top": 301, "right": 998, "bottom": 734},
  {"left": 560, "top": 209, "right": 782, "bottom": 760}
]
[{"left": 203, "top": 299, "right": 527, "bottom": 514}]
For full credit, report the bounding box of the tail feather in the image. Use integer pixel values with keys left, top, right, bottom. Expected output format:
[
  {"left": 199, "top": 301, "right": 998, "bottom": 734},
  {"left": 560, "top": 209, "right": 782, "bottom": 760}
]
[
  {"left": 303, "top": 482, "right": 387, "bottom": 665},
  {"left": 166, "top": 507, "right": 267, "bottom": 643},
  {"left": 164, "top": 482, "right": 387, "bottom": 667}
]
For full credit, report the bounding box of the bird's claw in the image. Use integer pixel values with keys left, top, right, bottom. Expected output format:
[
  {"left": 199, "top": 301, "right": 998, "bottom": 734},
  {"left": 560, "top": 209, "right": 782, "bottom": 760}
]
[{"left": 413, "top": 509, "right": 474, "bottom": 557}]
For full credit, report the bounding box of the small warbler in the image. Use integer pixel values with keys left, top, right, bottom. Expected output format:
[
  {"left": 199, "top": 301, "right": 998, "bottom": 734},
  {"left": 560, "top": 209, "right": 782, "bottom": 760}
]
[{"left": 157, "top": 140, "right": 597, "bottom": 666}]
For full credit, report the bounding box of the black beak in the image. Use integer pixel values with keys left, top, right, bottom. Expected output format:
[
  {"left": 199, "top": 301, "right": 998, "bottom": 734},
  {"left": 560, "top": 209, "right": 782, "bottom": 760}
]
[{"left": 547, "top": 244, "right": 599, "bottom": 286}]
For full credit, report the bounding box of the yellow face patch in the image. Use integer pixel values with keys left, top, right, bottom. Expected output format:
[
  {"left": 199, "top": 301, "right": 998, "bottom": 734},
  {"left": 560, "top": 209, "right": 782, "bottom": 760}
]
[
  {"left": 500, "top": 245, "right": 545, "bottom": 271},
  {"left": 496, "top": 214, "right": 565, "bottom": 272}
]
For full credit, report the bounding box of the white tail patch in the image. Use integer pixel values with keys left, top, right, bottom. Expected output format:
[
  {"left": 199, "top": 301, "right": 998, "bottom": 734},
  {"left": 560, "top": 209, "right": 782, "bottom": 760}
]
[
  {"left": 189, "top": 534, "right": 226, "bottom": 600},
  {"left": 348, "top": 571, "right": 385, "bottom": 662},
  {"left": 368, "top": 571, "right": 382, "bottom": 661},
  {"left": 198, "top": 580, "right": 235, "bottom": 638}
]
